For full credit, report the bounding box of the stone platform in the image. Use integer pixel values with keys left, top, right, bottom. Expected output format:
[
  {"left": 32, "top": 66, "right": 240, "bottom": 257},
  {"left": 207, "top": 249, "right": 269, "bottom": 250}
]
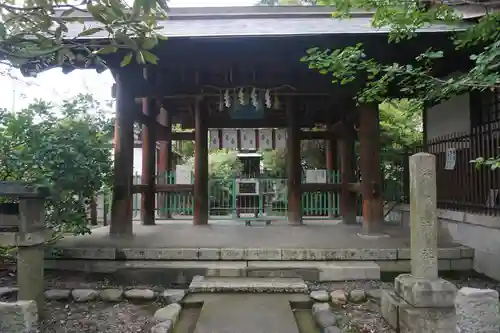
[
  {"left": 188, "top": 276, "right": 309, "bottom": 293},
  {"left": 44, "top": 222, "right": 474, "bottom": 282}
]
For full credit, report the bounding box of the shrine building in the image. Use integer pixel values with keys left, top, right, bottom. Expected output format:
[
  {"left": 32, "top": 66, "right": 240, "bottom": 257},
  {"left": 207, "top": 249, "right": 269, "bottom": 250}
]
[{"left": 22, "top": 6, "right": 470, "bottom": 238}]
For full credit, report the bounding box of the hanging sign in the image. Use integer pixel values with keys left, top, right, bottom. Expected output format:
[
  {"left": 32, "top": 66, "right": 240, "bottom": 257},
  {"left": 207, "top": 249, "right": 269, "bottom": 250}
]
[
  {"left": 275, "top": 129, "right": 287, "bottom": 150},
  {"left": 444, "top": 148, "right": 456, "bottom": 170},
  {"left": 305, "top": 170, "right": 327, "bottom": 184},
  {"left": 209, "top": 129, "right": 220, "bottom": 149},
  {"left": 229, "top": 104, "right": 264, "bottom": 120},
  {"left": 259, "top": 129, "right": 273, "bottom": 150},
  {"left": 175, "top": 165, "right": 192, "bottom": 185},
  {"left": 486, "top": 189, "right": 499, "bottom": 208},
  {"left": 222, "top": 129, "right": 238, "bottom": 149},
  {"left": 240, "top": 129, "right": 256, "bottom": 150}
]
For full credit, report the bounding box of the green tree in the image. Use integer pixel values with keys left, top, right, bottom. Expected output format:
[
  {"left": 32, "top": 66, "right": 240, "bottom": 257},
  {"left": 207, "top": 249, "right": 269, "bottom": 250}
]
[
  {"left": 300, "top": 1, "right": 499, "bottom": 168},
  {"left": 0, "top": 94, "right": 114, "bottom": 235},
  {"left": 0, "top": 0, "right": 169, "bottom": 71}
]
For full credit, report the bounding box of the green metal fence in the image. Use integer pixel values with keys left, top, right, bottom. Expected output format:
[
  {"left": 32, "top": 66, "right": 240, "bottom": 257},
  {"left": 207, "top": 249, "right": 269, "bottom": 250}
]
[{"left": 132, "top": 171, "right": 343, "bottom": 220}]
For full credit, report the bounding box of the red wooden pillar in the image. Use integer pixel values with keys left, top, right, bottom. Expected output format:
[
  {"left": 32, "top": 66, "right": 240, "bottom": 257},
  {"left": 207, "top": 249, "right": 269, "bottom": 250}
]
[
  {"left": 193, "top": 98, "right": 209, "bottom": 225},
  {"left": 286, "top": 99, "right": 302, "bottom": 225},
  {"left": 141, "top": 97, "right": 157, "bottom": 226},
  {"left": 110, "top": 72, "right": 134, "bottom": 237},
  {"left": 325, "top": 137, "right": 337, "bottom": 218},
  {"left": 157, "top": 108, "right": 172, "bottom": 218},
  {"left": 326, "top": 139, "right": 337, "bottom": 171},
  {"left": 359, "top": 104, "right": 384, "bottom": 234},
  {"left": 338, "top": 125, "right": 357, "bottom": 224}
]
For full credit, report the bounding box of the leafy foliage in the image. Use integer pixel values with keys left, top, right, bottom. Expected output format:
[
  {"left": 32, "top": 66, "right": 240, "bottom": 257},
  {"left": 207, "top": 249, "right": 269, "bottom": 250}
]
[
  {"left": 207, "top": 150, "right": 243, "bottom": 179},
  {"left": 0, "top": 94, "right": 113, "bottom": 234},
  {"left": 0, "top": 0, "right": 169, "bottom": 72},
  {"left": 299, "top": 0, "right": 500, "bottom": 103},
  {"left": 262, "top": 149, "right": 288, "bottom": 176},
  {"left": 300, "top": 0, "right": 499, "bottom": 168}
]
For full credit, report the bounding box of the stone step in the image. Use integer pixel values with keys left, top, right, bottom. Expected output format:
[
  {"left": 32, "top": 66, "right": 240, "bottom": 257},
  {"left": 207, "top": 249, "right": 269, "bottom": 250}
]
[
  {"left": 247, "top": 260, "right": 381, "bottom": 281},
  {"left": 188, "top": 276, "right": 309, "bottom": 293},
  {"left": 45, "top": 259, "right": 381, "bottom": 281}
]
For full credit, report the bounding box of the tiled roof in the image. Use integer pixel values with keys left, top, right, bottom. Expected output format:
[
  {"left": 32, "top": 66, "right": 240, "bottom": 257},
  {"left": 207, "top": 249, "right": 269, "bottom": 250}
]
[{"left": 61, "top": 6, "right": 469, "bottom": 39}]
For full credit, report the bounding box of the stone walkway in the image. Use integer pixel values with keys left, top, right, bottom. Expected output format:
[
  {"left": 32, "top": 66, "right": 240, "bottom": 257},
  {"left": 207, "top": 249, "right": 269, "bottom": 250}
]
[{"left": 185, "top": 293, "right": 307, "bottom": 333}]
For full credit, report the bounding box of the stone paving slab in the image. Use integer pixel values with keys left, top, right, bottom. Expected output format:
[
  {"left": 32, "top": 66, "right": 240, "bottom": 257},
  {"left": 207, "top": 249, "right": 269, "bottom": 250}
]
[
  {"left": 53, "top": 223, "right": 460, "bottom": 250},
  {"left": 45, "top": 246, "right": 471, "bottom": 261},
  {"left": 188, "top": 277, "right": 308, "bottom": 293},
  {"left": 192, "top": 294, "right": 301, "bottom": 333}
]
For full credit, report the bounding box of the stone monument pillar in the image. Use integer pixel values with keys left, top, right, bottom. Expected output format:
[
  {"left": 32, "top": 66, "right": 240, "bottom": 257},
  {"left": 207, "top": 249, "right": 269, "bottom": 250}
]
[
  {"left": 381, "top": 153, "right": 457, "bottom": 333},
  {"left": 0, "top": 181, "right": 49, "bottom": 316}
]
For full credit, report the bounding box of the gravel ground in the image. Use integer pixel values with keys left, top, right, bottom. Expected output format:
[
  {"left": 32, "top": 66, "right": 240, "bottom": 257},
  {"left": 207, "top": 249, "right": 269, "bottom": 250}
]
[
  {"left": 39, "top": 301, "right": 159, "bottom": 333},
  {"left": 1, "top": 269, "right": 169, "bottom": 333},
  {"left": 307, "top": 274, "right": 500, "bottom": 333},
  {"left": 2, "top": 269, "right": 500, "bottom": 333}
]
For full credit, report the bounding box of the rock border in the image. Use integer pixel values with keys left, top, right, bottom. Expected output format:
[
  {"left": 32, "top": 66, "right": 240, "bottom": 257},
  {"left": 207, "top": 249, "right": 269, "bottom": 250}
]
[
  {"left": 309, "top": 288, "right": 372, "bottom": 333},
  {"left": 309, "top": 289, "right": 368, "bottom": 305},
  {"left": 0, "top": 287, "right": 187, "bottom": 304}
]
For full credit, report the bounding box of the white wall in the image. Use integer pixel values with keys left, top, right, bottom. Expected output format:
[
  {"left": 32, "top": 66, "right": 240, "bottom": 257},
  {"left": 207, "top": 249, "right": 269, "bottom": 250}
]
[
  {"left": 395, "top": 204, "right": 500, "bottom": 281},
  {"left": 426, "top": 93, "right": 471, "bottom": 142},
  {"left": 133, "top": 147, "right": 143, "bottom": 175}
]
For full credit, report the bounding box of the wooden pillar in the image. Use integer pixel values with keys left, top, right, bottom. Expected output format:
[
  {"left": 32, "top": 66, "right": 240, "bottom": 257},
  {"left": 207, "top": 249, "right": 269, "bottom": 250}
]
[
  {"left": 286, "top": 99, "right": 302, "bottom": 225},
  {"left": 193, "top": 98, "right": 209, "bottom": 225},
  {"left": 110, "top": 72, "right": 134, "bottom": 237},
  {"left": 141, "top": 98, "right": 157, "bottom": 226},
  {"left": 158, "top": 108, "right": 172, "bottom": 218},
  {"left": 326, "top": 137, "right": 337, "bottom": 218},
  {"left": 359, "top": 104, "right": 384, "bottom": 234},
  {"left": 338, "top": 125, "right": 357, "bottom": 224}
]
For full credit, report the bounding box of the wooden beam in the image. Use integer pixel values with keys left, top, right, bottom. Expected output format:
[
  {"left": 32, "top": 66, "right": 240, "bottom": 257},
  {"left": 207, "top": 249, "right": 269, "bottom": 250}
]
[
  {"left": 132, "top": 184, "right": 194, "bottom": 194},
  {"left": 286, "top": 97, "right": 302, "bottom": 225},
  {"left": 300, "top": 183, "right": 360, "bottom": 193},
  {"left": 326, "top": 136, "right": 338, "bottom": 218},
  {"left": 359, "top": 104, "right": 384, "bottom": 234},
  {"left": 141, "top": 97, "right": 158, "bottom": 226},
  {"left": 338, "top": 125, "right": 357, "bottom": 225},
  {"left": 193, "top": 98, "right": 209, "bottom": 225},
  {"left": 128, "top": 76, "right": 335, "bottom": 99},
  {"left": 110, "top": 71, "right": 135, "bottom": 238},
  {"left": 157, "top": 108, "right": 172, "bottom": 218}
]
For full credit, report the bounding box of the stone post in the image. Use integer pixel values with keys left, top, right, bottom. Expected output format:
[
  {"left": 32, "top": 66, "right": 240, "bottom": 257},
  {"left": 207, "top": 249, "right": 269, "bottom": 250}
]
[
  {"left": 380, "top": 153, "right": 457, "bottom": 333},
  {"left": 0, "top": 182, "right": 49, "bottom": 317},
  {"left": 409, "top": 152, "right": 438, "bottom": 280},
  {"left": 455, "top": 287, "right": 500, "bottom": 333},
  {"left": 17, "top": 198, "right": 46, "bottom": 316}
]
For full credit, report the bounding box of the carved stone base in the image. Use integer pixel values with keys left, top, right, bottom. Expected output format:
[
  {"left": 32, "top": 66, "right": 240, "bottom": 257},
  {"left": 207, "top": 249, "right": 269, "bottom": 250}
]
[
  {"left": 394, "top": 274, "right": 458, "bottom": 308},
  {"left": 381, "top": 290, "right": 456, "bottom": 333}
]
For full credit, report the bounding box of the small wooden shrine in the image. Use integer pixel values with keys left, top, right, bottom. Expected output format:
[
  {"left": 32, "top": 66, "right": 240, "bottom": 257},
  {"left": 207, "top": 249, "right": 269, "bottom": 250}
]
[{"left": 21, "top": 6, "right": 470, "bottom": 238}]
